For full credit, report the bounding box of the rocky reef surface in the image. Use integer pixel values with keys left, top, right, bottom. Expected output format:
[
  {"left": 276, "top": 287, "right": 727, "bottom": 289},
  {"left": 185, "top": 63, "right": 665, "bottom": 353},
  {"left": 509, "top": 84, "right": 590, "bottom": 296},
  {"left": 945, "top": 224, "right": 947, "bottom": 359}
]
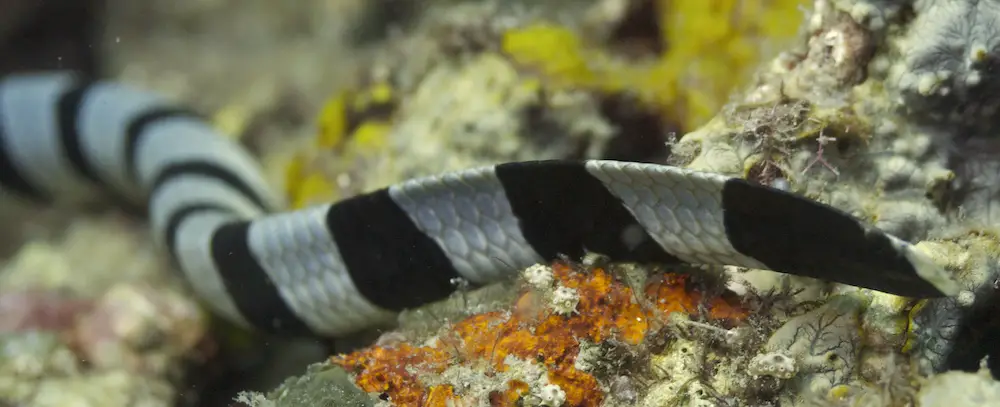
[{"left": 3, "top": 0, "right": 1000, "bottom": 406}]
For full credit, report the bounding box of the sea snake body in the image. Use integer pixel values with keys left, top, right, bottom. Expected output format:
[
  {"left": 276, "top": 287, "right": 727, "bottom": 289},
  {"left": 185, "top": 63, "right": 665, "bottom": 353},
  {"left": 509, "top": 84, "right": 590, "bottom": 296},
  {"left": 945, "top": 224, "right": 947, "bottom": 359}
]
[{"left": 0, "top": 71, "right": 960, "bottom": 339}]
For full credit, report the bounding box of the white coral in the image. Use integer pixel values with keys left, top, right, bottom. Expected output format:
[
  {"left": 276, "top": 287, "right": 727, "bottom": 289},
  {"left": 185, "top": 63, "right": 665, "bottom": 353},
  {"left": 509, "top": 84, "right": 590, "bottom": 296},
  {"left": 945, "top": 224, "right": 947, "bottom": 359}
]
[
  {"left": 550, "top": 286, "right": 579, "bottom": 316},
  {"left": 918, "top": 359, "right": 1000, "bottom": 406},
  {"left": 533, "top": 384, "right": 566, "bottom": 407},
  {"left": 748, "top": 352, "right": 798, "bottom": 379},
  {"left": 523, "top": 264, "right": 555, "bottom": 289}
]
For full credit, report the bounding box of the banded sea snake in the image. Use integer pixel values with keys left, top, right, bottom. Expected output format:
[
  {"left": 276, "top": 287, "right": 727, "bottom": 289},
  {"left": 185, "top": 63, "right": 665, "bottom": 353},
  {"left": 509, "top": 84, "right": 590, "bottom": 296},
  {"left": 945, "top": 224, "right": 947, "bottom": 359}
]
[{"left": 0, "top": 71, "right": 961, "bottom": 339}]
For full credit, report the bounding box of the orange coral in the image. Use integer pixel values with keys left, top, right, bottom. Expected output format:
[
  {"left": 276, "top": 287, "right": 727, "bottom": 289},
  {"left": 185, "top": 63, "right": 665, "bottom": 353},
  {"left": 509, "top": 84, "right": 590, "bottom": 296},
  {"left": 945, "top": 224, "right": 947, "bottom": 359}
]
[
  {"left": 645, "top": 273, "right": 750, "bottom": 321},
  {"left": 331, "top": 261, "right": 749, "bottom": 407},
  {"left": 334, "top": 343, "right": 453, "bottom": 406}
]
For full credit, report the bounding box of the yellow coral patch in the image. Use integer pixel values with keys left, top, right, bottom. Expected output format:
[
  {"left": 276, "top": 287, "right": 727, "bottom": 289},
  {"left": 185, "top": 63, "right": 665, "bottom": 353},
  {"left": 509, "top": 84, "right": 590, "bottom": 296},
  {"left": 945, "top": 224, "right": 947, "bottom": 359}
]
[
  {"left": 212, "top": 104, "right": 251, "bottom": 140},
  {"left": 284, "top": 81, "right": 398, "bottom": 209},
  {"left": 501, "top": 23, "right": 600, "bottom": 87},
  {"left": 424, "top": 385, "right": 459, "bottom": 406},
  {"left": 315, "top": 90, "right": 350, "bottom": 149},
  {"left": 348, "top": 121, "right": 392, "bottom": 153},
  {"left": 501, "top": 0, "right": 809, "bottom": 129},
  {"left": 901, "top": 299, "right": 929, "bottom": 354}
]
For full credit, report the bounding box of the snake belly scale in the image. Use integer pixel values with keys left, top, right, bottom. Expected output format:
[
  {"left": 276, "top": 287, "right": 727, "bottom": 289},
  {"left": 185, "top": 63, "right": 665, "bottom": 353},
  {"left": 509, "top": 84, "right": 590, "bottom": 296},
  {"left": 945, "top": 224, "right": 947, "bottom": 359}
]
[{"left": 0, "top": 71, "right": 959, "bottom": 338}]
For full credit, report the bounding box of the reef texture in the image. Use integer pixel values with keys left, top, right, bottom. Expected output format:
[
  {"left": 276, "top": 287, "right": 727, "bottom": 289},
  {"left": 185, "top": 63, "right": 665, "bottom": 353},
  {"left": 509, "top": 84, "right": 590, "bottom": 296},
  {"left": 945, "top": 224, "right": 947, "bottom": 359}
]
[
  {"left": 0, "top": 216, "right": 209, "bottom": 407},
  {"left": 283, "top": 0, "right": 810, "bottom": 209},
  {"left": 6, "top": 0, "right": 1000, "bottom": 407},
  {"left": 256, "top": 0, "right": 1000, "bottom": 406}
]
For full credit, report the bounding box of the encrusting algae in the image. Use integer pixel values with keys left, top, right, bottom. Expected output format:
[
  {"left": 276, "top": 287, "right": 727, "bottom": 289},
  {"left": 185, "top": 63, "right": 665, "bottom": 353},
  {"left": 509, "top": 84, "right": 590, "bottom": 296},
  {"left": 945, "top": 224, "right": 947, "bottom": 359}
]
[
  {"left": 331, "top": 261, "right": 748, "bottom": 407},
  {"left": 500, "top": 0, "right": 809, "bottom": 129}
]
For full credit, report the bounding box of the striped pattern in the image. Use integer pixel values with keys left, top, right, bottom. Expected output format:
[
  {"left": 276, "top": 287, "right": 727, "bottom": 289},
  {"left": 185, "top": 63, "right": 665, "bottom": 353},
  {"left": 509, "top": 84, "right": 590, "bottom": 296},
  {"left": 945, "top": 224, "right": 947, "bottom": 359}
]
[
  {"left": 0, "top": 71, "right": 960, "bottom": 339},
  {"left": 495, "top": 161, "right": 683, "bottom": 265}
]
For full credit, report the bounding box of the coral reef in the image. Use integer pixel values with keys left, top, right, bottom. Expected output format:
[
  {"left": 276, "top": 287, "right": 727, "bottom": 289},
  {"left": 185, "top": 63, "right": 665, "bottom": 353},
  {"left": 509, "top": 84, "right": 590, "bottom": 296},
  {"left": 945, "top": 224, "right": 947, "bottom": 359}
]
[
  {"left": 284, "top": 0, "right": 810, "bottom": 209},
  {"left": 286, "top": 50, "right": 615, "bottom": 209},
  {"left": 9, "top": 0, "right": 1000, "bottom": 406},
  {"left": 889, "top": 0, "right": 1000, "bottom": 129},
  {"left": 0, "top": 216, "right": 209, "bottom": 406},
  {"left": 917, "top": 359, "right": 1000, "bottom": 406},
  {"left": 672, "top": 0, "right": 1000, "bottom": 389},
  {"left": 330, "top": 260, "right": 748, "bottom": 407},
  {"left": 761, "top": 295, "right": 863, "bottom": 401},
  {"left": 255, "top": 0, "right": 1000, "bottom": 405},
  {"left": 499, "top": 0, "right": 809, "bottom": 128}
]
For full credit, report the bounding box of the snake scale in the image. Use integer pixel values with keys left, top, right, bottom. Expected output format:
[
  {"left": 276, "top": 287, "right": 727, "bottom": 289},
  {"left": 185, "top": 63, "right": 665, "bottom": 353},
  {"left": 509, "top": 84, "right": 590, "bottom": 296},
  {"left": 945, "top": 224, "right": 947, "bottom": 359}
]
[{"left": 0, "top": 71, "right": 960, "bottom": 339}]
